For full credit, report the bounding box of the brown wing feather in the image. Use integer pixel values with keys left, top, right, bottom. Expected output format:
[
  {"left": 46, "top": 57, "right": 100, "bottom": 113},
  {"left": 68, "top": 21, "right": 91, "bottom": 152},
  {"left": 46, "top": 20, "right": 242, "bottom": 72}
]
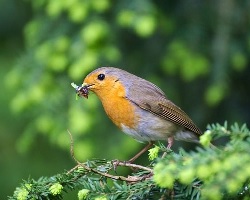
[
  {"left": 129, "top": 97, "right": 202, "bottom": 135},
  {"left": 137, "top": 100, "right": 201, "bottom": 135},
  {"left": 157, "top": 101, "right": 202, "bottom": 135},
  {"left": 125, "top": 77, "right": 202, "bottom": 135}
]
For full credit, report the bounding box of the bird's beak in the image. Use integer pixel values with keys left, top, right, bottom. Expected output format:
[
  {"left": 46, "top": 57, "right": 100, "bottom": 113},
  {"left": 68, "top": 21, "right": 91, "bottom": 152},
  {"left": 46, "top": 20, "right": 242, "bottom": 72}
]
[{"left": 82, "top": 83, "right": 95, "bottom": 89}]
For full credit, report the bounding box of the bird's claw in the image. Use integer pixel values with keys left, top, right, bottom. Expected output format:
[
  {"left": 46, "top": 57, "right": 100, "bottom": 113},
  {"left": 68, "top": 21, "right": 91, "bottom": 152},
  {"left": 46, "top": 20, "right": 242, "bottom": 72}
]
[{"left": 111, "top": 159, "right": 131, "bottom": 172}]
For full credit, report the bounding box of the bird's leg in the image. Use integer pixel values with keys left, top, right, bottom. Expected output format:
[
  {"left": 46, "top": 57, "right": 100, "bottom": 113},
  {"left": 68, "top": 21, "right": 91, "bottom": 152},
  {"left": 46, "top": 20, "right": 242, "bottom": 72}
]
[
  {"left": 167, "top": 137, "right": 174, "bottom": 149},
  {"left": 112, "top": 142, "right": 154, "bottom": 171},
  {"left": 128, "top": 142, "right": 154, "bottom": 163},
  {"left": 161, "top": 137, "right": 174, "bottom": 158}
]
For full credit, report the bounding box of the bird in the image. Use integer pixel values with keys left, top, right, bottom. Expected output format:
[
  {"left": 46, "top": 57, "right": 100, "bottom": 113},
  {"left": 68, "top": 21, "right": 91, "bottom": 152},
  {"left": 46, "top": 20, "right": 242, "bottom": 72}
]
[{"left": 74, "top": 67, "right": 202, "bottom": 162}]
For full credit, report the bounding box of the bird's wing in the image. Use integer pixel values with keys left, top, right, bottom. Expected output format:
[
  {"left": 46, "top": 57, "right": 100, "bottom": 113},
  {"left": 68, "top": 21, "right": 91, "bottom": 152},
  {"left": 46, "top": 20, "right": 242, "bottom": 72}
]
[{"left": 126, "top": 82, "right": 202, "bottom": 135}]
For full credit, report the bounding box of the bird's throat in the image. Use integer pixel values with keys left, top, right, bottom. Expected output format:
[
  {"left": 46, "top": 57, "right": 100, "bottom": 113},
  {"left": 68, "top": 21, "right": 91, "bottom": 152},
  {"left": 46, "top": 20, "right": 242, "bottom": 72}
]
[{"left": 96, "top": 84, "right": 139, "bottom": 129}]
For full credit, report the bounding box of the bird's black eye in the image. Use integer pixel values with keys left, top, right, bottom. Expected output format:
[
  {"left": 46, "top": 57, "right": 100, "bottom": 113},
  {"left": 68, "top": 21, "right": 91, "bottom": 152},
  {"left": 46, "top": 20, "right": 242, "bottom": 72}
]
[{"left": 97, "top": 73, "right": 105, "bottom": 80}]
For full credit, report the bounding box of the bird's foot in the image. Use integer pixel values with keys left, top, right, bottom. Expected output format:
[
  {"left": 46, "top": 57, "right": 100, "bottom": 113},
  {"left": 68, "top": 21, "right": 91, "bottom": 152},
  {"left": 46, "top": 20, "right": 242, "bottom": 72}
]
[
  {"left": 111, "top": 159, "right": 131, "bottom": 172},
  {"left": 111, "top": 159, "right": 140, "bottom": 172},
  {"left": 167, "top": 137, "right": 174, "bottom": 149}
]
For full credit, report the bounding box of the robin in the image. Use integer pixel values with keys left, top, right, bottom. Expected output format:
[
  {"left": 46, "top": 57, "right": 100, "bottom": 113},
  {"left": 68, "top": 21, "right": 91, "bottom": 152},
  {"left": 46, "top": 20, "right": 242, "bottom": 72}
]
[{"left": 73, "top": 67, "right": 202, "bottom": 162}]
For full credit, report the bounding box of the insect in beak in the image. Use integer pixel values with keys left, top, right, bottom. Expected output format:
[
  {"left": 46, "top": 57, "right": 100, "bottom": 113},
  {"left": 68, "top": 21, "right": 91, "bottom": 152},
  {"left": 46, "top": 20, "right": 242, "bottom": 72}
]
[{"left": 71, "top": 83, "right": 94, "bottom": 99}]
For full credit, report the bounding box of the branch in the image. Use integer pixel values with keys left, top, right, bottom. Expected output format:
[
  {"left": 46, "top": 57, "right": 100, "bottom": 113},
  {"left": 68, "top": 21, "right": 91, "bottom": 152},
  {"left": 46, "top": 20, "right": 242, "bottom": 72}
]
[
  {"left": 112, "top": 160, "right": 153, "bottom": 173},
  {"left": 67, "top": 130, "right": 153, "bottom": 183}
]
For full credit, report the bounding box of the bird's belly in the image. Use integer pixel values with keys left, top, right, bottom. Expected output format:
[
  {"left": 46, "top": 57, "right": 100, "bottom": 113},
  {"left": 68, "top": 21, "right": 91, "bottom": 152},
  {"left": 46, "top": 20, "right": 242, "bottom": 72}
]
[
  {"left": 121, "top": 110, "right": 180, "bottom": 142},
  {"left": 121, "top": 124, "right": 146, "bottom": 142}
]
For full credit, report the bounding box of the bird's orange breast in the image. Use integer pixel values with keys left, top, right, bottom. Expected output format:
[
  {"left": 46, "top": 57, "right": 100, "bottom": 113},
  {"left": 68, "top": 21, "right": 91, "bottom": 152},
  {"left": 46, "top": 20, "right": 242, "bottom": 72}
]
[{"left": 93, "top": 81, "right": 139, "bottom": 130}]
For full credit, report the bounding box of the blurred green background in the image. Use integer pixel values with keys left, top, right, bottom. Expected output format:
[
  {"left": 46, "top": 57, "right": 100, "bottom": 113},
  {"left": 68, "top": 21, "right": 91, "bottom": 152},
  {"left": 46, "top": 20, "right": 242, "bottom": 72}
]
[{"left": 1, "top": 0, "right": 250, "bottom": 198}]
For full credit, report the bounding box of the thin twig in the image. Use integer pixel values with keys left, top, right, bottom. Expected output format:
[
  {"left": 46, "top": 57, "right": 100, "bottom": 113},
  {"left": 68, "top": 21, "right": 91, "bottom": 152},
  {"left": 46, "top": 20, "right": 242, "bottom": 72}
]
[
  {"left": 78, "top": 163, "right": 147, "bottom": 182},
  {"left": 66, "top": 130, "right": 153, "bottom": 182},
  {"left": 112, "top": 161, "right": 153, "bottom": 173},
  {"left": 66, "top": 164, "right": 79, "bottom": 175}
]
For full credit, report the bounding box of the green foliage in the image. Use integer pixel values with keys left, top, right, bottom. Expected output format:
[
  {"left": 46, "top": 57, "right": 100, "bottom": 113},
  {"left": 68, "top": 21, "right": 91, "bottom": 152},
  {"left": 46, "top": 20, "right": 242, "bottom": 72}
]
[
  {"left": 9, "top": 123, "right": 250, "bottom": 200},
  {"left": 161, "top": 41, "right": 209, "bottom": 81},
  {"left": 9, "top": 160, "right": 163, "bottom": 200},
  {"left": 2, "top": 0, "right": 250, "bottom": 198},
  {"left": 205, "top": 83, "right": 227, "bottom": 106},
  {"left": 154, "top": 122, "right": 250, "bottom": 200},
  {"left": 4, "top": 0, "right": 250, "bottom": 157}
]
